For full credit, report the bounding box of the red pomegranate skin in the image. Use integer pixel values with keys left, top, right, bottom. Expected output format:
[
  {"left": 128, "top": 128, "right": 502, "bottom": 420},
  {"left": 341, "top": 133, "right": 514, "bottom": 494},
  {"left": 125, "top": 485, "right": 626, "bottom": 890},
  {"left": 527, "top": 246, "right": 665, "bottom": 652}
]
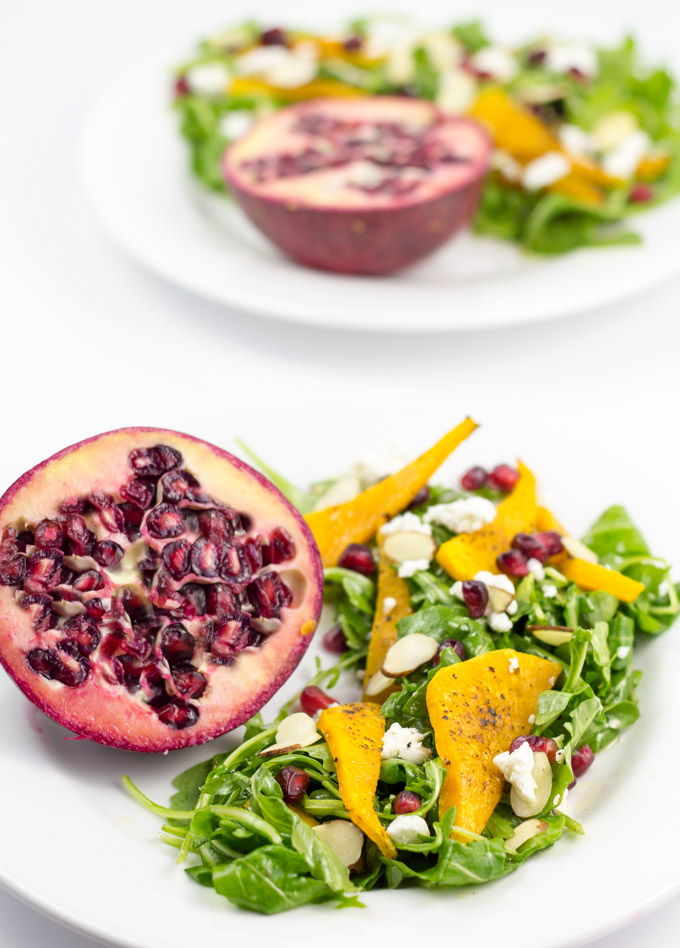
[
  {"left": 223, "top": 97, "right": 492, "bottom": 275},
  {"left": 0, "top": 428, "right": 323, "bottom": 752}
]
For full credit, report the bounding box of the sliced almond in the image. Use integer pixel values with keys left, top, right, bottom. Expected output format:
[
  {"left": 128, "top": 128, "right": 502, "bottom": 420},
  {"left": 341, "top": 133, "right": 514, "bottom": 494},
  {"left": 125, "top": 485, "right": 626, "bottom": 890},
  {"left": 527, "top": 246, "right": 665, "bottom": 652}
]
[
  {"left": 312, "top": 820, "right": 364, "bottom": 868},
  {"left": 592, "top": 110, "right": 638, "bottom": 152},
  {"left": 504, "top": 818, "right": 548, "bottom": 853},
  {"left": 363, "top": 669, "right": 395, "bottom": 697},
  {"left": 382, "top": 531, "right": 436, "bottom": 565},
  {"left": 52, "top": 600, "right": 87, "bottom": 618},
  {"left": 487, "top": 585, "right": 514, "bottom": 613},
  {"left": 529, "top": 625, "right": 574, "bottom": 647},
  {"left": 382, "top": 633, "right": 438, "bottom": 678},
  {"left": 510, "top": 751, "right": 553, "bottom": 818},
  {"left": 275, "top": 712, "right": 321, "bottom": 749},
  {"left": 562, "top": 536, "right": 598, "bottom": 564},
  {"left": 258, "top": 743, "right": 302, "bottom": 758}
]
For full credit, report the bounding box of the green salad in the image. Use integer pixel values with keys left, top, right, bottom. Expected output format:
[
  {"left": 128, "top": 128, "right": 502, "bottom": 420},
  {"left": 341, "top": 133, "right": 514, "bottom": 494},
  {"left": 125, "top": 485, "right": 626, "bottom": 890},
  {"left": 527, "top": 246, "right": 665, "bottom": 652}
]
[
  {"left": 173, "top": 16, "right": 680, "bottom": 254},
  {"left": 126, "top": 431, "right": 679, "bottom": 915}
]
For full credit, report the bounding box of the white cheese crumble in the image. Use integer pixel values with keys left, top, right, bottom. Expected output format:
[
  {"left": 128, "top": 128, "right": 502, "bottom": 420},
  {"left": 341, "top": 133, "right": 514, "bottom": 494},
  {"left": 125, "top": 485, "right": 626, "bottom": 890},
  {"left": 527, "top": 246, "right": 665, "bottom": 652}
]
[
  {"left": 218, "top": 110, "right": 255, "bottom": 140},
  {"left": 423, "top": 32, "right": 464, "bottom": 72},
  {"left": 235, "top": 42, "right": 318, "bottom": 88},
  {"left": 558, "top": 123, "right": 595, "bottom": 158},
  {"left": 186, "top": 62, "right": 231, "bottom": 97},
  {"left": 528, "top": 714, "right": 536, "bottom": 725},
  {"left": 424, "top": 496, "right": 496, "bottom": 535},
  {"left": 493, "top": 741, "right": 537, "bottom": 803},
  {"left": 492, "top": 149, "right": 523, "bottom": 182},
  {"left": 555, "top": 747, "right": 565, "bottom": 764},
  {"left": 542, "top": 583, "right": 558, "bottom": 599},
  {"left": 545, "top": 44, "right": 598, "bottom": 77},
  {"left": 387, "top": 814, "right": 431, "bottom": 845},
  {"left": 473, "top": 571, "right": 515, "bottom": 595},
  {"left": 507, "top": 599, "right": 519, "bottom": 616},
  {"left": 381, "top": 723, "right": 431, "bottom": 765},
  {"left": 522, "top": 152, "right": 571, "bottom": 191},
  {"left": 472, "top": 46, "right": 518, "bottom": 82},
  {"left": 602, "top": 129, "right": 650, "bottom": 179},
  {"left": 380, "top": 512, "right": 432, "bottom": 537},
  {"left": 548, "top": 677, "right": 555, "bottom": 687},
  {"left": 436, "top": 68, "right": 477, "bottom": 113},
  {"left": 451, "top": 580, "right": 464, "bottom": 600},
  {"left": 509, "top": 656, "right": 520, "bottom": 673},
  {"left": 489, "top": 611, "right": 512, "bottom": 633},
  {"left": 616, "top": 645, "right": 631, "bottom": 660},
  {"left": 398, "top": 558, "right": 431, "bottom": 578},
  {"left": 527, "top": 558, "right": 545, "bottom": 580},
  {"left": 383, "top": 596, "right": 397, "bottom": 617}
]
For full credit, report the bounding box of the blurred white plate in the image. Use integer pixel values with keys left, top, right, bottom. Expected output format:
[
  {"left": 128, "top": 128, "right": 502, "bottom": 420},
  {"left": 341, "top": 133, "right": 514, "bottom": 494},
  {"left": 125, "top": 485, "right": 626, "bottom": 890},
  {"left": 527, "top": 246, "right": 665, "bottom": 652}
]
[{"left": 0, "top": 411, "right": 678, "bottom": 948}]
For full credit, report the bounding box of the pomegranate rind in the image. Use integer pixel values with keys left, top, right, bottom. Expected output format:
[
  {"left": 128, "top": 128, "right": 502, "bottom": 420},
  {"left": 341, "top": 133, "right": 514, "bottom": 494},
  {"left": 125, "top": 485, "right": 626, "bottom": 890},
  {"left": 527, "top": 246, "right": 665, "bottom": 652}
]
[
  {"left": 0, "top": 427, "right": 323, "bottom": 752},
  {"left": 223, "top": 97, "right": 492, "bottom": 274}
]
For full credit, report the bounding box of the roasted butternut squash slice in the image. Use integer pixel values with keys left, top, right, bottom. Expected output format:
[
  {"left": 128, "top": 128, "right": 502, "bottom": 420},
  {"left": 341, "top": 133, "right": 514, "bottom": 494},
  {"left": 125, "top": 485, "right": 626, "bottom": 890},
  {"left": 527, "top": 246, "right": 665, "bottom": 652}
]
[
  {"left": 561, "top": 558, "right": 644, "bottom": 602},
  {"left": 426, "top": 649, "right": 561, "bottom": 837},
  {"left": 362, "top": 537, "right": 411, "bottom": 703},
  {"left": 229, "top": 77, "right": 365, "bottom": 101},
  {"left": 318, "top": 702, "right": 396, "bottom": 858}
]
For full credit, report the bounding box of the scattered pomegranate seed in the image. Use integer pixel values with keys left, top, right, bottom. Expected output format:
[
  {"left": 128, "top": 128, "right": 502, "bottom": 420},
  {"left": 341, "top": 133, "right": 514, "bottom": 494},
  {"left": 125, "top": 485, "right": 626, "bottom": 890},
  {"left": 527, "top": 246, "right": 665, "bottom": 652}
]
[
  {"left": 322, "top": 623, "right": 348, "bottom": 654},
  {"left": 534, "top": 531, "right": 563, "bottom": 556},
  {"left": 487, "top": 464, "right": 519, "bottom": 492},
  {"left": 629, "top": 183, "right": 653, "bottom": 204},
  {"left": 571, "top": 744, "right": 594, "bottom": 778},
  {"left": 260, "top": 27, "right": 288, "bottom": 46},
  {"left": 462, "top": 579, "right": 489, "bottom": 619},
  {"left": 393, "top": 790, "right": 422, "bottom": 814},
  {"left": 276, "top": 766, "right": 309, "bottom": 803},
  {"left": 460, "top": 466, "right": 488, "bottom": 491},
  {"left": 568, "top": 67, "right": 588, "bottom": 82},
  {"left": 408, "top": 486, "right": 430, "bottom": 509},
  {"left": 34, "top": 520, "right": 64, "bottom": 550},
  {"left": 528, "top": 48, "right": 547, "bottom": 65},
  {"left": 338, "top": 543, "right": 376, "bottom": 577},
  {"left": 433, "top": 638, "right": 467, "bottom": 666},
  {"left": 511, "top": 532, "right": 549, "bottom": 564},
  {"left": 497, "top": 549, "right": 529, "bottom": 577},
  {"left": 510, "top": 734, "right": 558, "bottom": 764},
  {"left": 343, "top": 35, "right": 363, "bottom": 51},
  {"left": 174, "top": 76, "right": 189, "bottom": 97},
  {"left": 300, "top": 685, "right": 335, "bottom": 717}
]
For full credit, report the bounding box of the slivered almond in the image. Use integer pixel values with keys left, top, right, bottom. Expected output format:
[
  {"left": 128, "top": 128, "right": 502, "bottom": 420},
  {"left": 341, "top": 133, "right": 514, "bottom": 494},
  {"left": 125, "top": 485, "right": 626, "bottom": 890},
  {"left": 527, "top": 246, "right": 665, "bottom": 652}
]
[
  {"left": 487, "top": 585, "right": 514, "bottom": 613},
  {"left": 529, "top": 625, "right": 574, "bottom": 647},
  {"left": 562, "top": 536, "right": 598, "bottom": 564},
  {"left": 382, "top": 633, "right": 438, "bottom": 678},
  {"left": 276, "top": 712, "right": 321, "bottom": 748},
  {"left": 258, "top": 743, "right": 302, "bottom": 758},
  {"left": 382, "top": 531, "right": 436, "bottom": 565},
  {"left": 504, "top": 818, "right": 548, "bottom": 853},
  {"left": 363, "top": 669, "right": 395, "bottom": 697},
  {"left": 312, "top": 820, "right": 364, "bottom": 867},
  {"left": 510, "top": 752, "right": 553, "bottom": 818}
]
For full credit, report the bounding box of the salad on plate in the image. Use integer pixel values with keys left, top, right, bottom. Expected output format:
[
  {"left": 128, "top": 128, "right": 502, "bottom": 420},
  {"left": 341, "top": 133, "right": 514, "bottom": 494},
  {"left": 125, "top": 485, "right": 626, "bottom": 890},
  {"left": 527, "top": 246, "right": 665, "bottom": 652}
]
[{"left": 173, "top": 16, "right": 680, "bottom": 262}]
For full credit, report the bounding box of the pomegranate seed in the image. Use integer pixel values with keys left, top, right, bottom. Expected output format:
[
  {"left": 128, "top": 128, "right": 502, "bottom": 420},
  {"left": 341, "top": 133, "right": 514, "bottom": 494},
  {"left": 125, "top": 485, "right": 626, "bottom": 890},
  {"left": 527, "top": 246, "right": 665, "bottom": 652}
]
[
  {"left": 260, "top": 27, "right": 288, "bottom": 46},
  {"left": 72, "top": 569, "right": 104, "bottom": 592},
  {"left": 63, "top": 616, "right": 101, "bottom": 654},
  {"left": 571, "top": 744, "right": 594, "bottom": 778},
  {"left": 162, "top": 539, "right": 192, "bottom": 580},
  {"left": 198, "top": 509, "right": 235, "bottom": 541},
  {"left": 220, "top": 544, "right": 251, "bottom": 583},
  {"left": 160, "top": 624, "right": 196, "bottom": 665},
  {"left": 128, "top": 445, "right": 182, "bottom": 477},
  {"left": 205, "top": 584, "right": 240, "bottom": 617},
  {"left": 121, "top": 478, "right": 155, "bottom": 510},
  {"left": 85, "top": 598, "right": 106, "bottom": 620},
  {"left": 510, "top": 734, "right": 558, "bottom": 764},
  {"left": 393, "top": 790, "right": 422, "bottom": 814},
  {"left": 462, "top": 580, "right": 488, "bottom": 619},
  {"left": 20, "top": 594, "right": 54, "bottom": 631},
  {"left": 433, "top": 638, "right": 467, "bottom": 666},
  {"left": 263, "top": 527, "right": 296, "bottom": 565},
  {"left": 338, "top": 543, "right": 376, "bottom": 577},
  {"left": 511, "top": 533, "right": 549, "bottom": 564},
  {"left": 322, "top": 623, "right": 348, "bottom": 653},
  {"left": 172, "top": 665, "right": 207, "bottom": 700},
  {"left": 155, "top": 700, "right": 199, "bottom": 730},
  {"left": 174, "top": 75, "right": 189, "bottom": 97},
  {"left": 34, "top": 519, "right": 64, "bottom": 550},
  {"left": 242, "top": 536, "right": 263, "bottom": 573},
  {"left": 210, "top": 615, "right": 254, "bottom": 661},
  {"left": 93, "top": 540, "right": 123, "bottom": 568},
  {"left": 407, "top": 486, "right": 430, "bottom": 509},
  {"left": 65, "top": 514, "right": 94, "bottom": 554},
  {"left": 568, "top": 67, "right": 588, "bottom": 82},
  {"left": 247, "top": 572, "right": 292, "bottom": 619},
  {"left": 460, "top": 466, "right": 488, "bottom": 491},
  {"left": 160, "top": 469, "right": 204, "bottom": 504},
  {"left": 300, "top": 686, "right": 335, "bottom": 716},
  {"left": 276, "top": 765, "right": 309, "bottom": 802},
  {"left": 487, "top": 464, "right": 519, "bottom": 492},
  {"left": 119, "top": 503, "right": 144, "bottom": 537},
  {"left": 534, "top": 531, "right": 563, "bottom": 556},
  {"left": 0, "top": 554, "right": 26, "bottom": 586},
  {"left": 146, "top": 504, "right": 185, "bottom": 539},
  {"left": 497, "top": 549, "right": 529, "bottom": 577},
  {"left": 528, "top": 48, "right": 547, "bottom": 65},
  {"left": 16, "top": 530, "right": 33, "bottom": 552},
  {"left": 343, "top": 35, "right": 363, "bottom": 52},
  {"left": 629, "top": 183, "right": 653, "bottom": 203}
]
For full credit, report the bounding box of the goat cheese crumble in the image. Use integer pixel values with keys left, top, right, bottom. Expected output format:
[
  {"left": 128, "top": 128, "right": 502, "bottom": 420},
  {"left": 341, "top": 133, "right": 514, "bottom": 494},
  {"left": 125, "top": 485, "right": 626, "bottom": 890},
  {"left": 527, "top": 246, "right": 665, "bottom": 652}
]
[
  {"left": 381, "top": 723, "right": 431, "bottom": 765},
  {"left": 527, "top": 558, "right": 545, "bottom": 580},
  {"left": 489, "top": 611, "right": 513, "bottom": 633},
  {"left": 522, "top": 152, "right": 571, "bottom": 190},
  {"left": 493, "top": 741, "right": 538, "bottom": 803},
  {"left": 509, "top": 656, "right": 520, "bottom": 673},
  {"left": 383, "top": 596, "right": 397, "bottom": 617},
  {"left": 398, "top": 558, "right": 432, "bottom": 578},
  {"left": 380, "top": 512, "right": 432, "bottom": 537},
  {"left": 387, "top": 814, "right": 431, "bottom": 845},
  {"left": 543, "top": 583, "right": 558, "bottom": 599},
  {"left": 186, "top": 62, "right": 231, "bottom": 97},
  {"left": 424, "top": 496, "right": 496, "bottom": 534}
]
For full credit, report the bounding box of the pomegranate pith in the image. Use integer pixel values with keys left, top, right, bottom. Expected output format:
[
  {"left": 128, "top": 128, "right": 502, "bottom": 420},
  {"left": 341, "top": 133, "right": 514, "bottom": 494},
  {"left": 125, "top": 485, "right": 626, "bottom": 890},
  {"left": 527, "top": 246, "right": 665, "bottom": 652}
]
[{"left": 0, "top": 428, "right": 323, "bottom": 752}]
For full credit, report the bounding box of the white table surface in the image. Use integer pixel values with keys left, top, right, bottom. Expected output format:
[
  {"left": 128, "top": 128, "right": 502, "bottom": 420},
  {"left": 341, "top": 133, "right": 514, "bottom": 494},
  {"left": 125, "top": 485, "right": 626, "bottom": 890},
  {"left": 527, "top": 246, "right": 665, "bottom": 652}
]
[{"left": 1, "top": 0, "right": 678, "bottom": 944}]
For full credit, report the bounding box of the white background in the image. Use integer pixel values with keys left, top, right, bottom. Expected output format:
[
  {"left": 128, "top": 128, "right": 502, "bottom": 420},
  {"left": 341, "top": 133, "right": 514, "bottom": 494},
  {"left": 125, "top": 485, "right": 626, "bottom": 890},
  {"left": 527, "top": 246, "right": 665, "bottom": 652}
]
[{"left": 1, "top": 0, "right": 679, "bottom": 945}]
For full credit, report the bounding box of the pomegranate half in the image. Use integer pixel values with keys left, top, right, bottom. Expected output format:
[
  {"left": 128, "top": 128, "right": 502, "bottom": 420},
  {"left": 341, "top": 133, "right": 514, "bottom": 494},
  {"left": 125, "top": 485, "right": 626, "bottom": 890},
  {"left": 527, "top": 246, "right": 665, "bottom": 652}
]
[
  {"left": 0, "top": 428, "right": 323, "bottom": 751},
  {"left": 223, "top": 96, "right": 492, "bottom": 275}
]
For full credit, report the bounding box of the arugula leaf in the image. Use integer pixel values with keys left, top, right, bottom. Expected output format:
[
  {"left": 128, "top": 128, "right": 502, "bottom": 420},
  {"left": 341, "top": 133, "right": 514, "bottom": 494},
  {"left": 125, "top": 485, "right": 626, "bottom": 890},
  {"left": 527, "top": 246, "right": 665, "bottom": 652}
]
[{"left": 212, "top": 846, "right": 331, "bottom": 914}]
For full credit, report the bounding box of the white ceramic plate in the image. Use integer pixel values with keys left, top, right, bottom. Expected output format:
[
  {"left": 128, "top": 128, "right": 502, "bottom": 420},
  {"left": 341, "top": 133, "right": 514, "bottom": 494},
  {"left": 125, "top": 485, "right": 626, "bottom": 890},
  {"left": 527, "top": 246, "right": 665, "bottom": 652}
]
[
  {"left": 78, "top": 3, "right": 680, "bottom": 333},
  {"left": 0, "top": 412, "right": 679, "bottom": 948}
]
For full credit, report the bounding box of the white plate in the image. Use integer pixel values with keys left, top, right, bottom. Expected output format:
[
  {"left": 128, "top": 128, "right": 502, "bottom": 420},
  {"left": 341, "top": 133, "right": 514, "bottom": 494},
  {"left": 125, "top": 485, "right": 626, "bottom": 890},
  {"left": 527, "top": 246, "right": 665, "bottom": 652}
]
[
  {"left": 78, "top": 3, "right": 680, "bottom": 332},
  {"left": 0, "top": 412, "right": 679, "bottom": 948}
]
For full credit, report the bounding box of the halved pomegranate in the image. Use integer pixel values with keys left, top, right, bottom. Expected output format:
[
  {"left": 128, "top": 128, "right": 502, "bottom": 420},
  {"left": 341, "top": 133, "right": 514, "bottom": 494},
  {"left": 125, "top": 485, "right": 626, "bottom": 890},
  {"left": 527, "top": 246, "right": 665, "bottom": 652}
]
[
  {"left": 223, "top": 96, "right": 492, "bottom": 275},
  {"left": 0, "top": 428, "right": 322, "bottom": 752}
]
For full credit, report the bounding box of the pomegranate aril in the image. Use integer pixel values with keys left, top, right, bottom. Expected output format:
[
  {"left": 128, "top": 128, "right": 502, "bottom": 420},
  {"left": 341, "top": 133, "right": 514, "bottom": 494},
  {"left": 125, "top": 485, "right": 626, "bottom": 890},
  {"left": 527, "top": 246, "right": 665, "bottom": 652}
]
[
  {"left": 629, "top": 183, "right": 653, "bottom": 203},
  {"left": 161, "top": 624, "right": 196, "bottom": 665},
  {"left": 210, "top": 614, "right": 254, "bottom": 660},
  {"left": 34, "top": 519, "right": 64, "bottom": 550},
  {"left": 190, "top": 537, "right": 223, "bottom": 578},
  {"left": 534, "top": 531, "right": 564, "bottom": 557},
  {"left": 276, "top": 766, "right": 309, "bottom": 803},
  {"left": 300, "top": 686, "right": 335, "bottom": 717},
  {"left": 160, "top": 469, "right": 206, "bottom": 504},
  {"left": 52, "top": 647, "right": 90, "bottom": 687},
  {"left": 27, "top": 647, "right": 58, "bottom": 678},
  {"left": 337, "top": 543, "right": 376, "bottom": 577},
  {"left": 20, "top": 593, "right": 54, "bottom": 631},
  {"left": 97, "top": 504, "right": 125, "bottom": 534},
  {"left": 65, "top": 514, "right": 94, "bottom": 554},
  {"left": 462, "top": 579, "right": 489, "bottom": 619},
  {"left": 119, "top": 503, "right": 145, "bottom": 536},
  {"left": 16, "top": 530, "right": 34, "bottom": 552},
  {"left": 63, "top": 616, "right": 101, "bottom": 654},
  {"left": 60, "top": 498, "right": 85, "bottom": 514},
  {"left": 220, "top": 544, "right": 251, "bottom": 583},
  {"left": 198, "top": 509, "right": 235, "bottom": 541},
  {"left": 343, "top": 35, "right": 363, "bottom": 51},
  {"left": 511, "top": 533, "right": 549, "bottom": 564},
  {"left": 205, "top": 584, "right": 240, "bottom": 617},
  {"left": 172, "top": 665, "right": 207, "bottom": 700},
  {"left": 121, "top": 478, "right": 155, "bottom": 510},
  {"left": 162, "top": 539, "right": 192, "bottom": 580},
  {"left": 407, "top": 486, "right": 430, "bottom": 509},
  {"left": 128, "top": 444, "right": 182, "bottom": 477},
  {"left": 571, "top": 744, "right": 594, "bottom": 778},
  {"left": 0, "top": 554, "right": 26, "bottom": 586},
  {"left": 93, "top": 540, "right": 124, "bottom": 568},
  {"left": 72, "top": 569, "right": 104, "bottom": 592},
  {"left": 260, "top": 27, "right": 288, "bottom": 46},
  {"left": 155, "top": 699, "right": 199, "bottom": 730},
  {"left": 393, "top": 790, "right": 422, "bottom": 814},
  {"left": 242, "top": 536, "right": 263, "bottom": 573},
  {"left": 27, "top": 550, "right": 63, "bottom": 590},
  {"left": 174, "top": 75, "right": 189, "bottom": 97},
  {"left": 460, "top": 466, "right": 488, "bottom": 491},
  {"left": 263, "top": 527, "right": 296, "bottom": 565},
  {"left": 146, "top": 504, "right": 185, "bottom": 539},
  {"left": 510, "top": 734, "right": 559, "bottom": 764},
  {"left": 497, "top": 549, "right": 529, "bottom": 577},
  {"left": 85, "top": 597, "right": 106, "bottom": 620},
  {"left": 323, "top": 623, "right": 348, "bottom": 654},
  {"left": 433, "top": 638, "right": 467, "bottom": 666},
  {"left": 487, "top": 464, "right": 519, "bottom": 492},
  {"left": 247, "top": 571, "right": 292, "bottom": 619}
]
